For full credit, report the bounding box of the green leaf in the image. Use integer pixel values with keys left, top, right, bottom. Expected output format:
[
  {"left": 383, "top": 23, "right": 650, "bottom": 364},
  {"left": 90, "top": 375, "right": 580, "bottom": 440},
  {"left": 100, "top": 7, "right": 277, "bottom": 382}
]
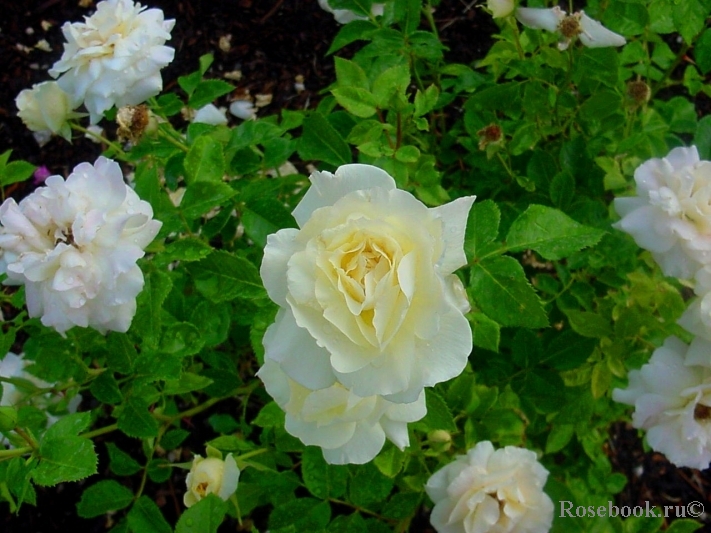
[
  {"left": 164, "top": 372, "right": 213, "bottom": 395},
  {"left": 565, "top": 310, "right": 612, "bottom": 338},
  {"left": 695, "top": 28, "right": 711, "bottom": 74},
  {"left": 470, "top": 256, "right": 548, "bottom": 328},
  {"left": 185, "top": 136, "right": 225, "bottom": 184},
  {"left": 332, "top": 87, "right": 378, "bottom": 118},
  {"left": 673, "top": 0, "right": 708, "bottom": 44},
  {"left": 335, "top": 57, "right": 369, "bottom": 89},
  {"left": 506, "top": 205, "right": 605, "bottom": 260},
  {"left": 373, "top": 444, "right": 406, "bottom": 478},
  {"left": 161, "top": 429, "right": 190, "bottom": 451},
  {"left": 160, "top": 322, "right": 204, "bottom": 358},
  {"left": 180, "top": 182, "right": 236, "bottom": 220},
  {"left": 90, "top": 371, "right": 123, "bottom": 404},
  {"left": 33, "top": 437, "right": 97, "bottom": 486},
  {"left": 372, "top": 64, "right": 410, "bottom": 108},
  {"left": 349, "top": 463, "right": 394, "bottom": 507},
  {"left": 694, "top": 115, "right": 711, "bottom": 160},
  {"left": 242, "top": 197, "right": 297, "bottom": 248},
  {"left": 127, "top": 496, "right": 172, "bottom": 533},
  {"left": 189, "top": 250, "right": 266, "bottom": 302},
  {"left": 414, "top": 85, "right": 439, "bottom": 117},
  {"left": 118, "top": 396, "right": 160, "bottom": 439},
  {"left": 77, "top": 480, "right": 134, "bottom": 518},
  {"left": 330, "top": 0, "right": 372, "bottom": 17},
  {"left": 147, "top": 459, "right": 172, "bottom": 483},
  {"left": 665, "top": 519, "right": 704, "bottom": 533},
  {"left": 253, "top": 401, "right": 285, "bottom": 428},
  {"left": 175, "top": 494, "right": 227, "bottom": 533},
  {"left": 160, "top": 238, "right": 213, "bottom": 263},
  {"left": 132, "top": 269, "right": 173, "bottom": 350},
  {"left": 395, "top": 145, "right": 420, "bottom": 163},
  {"left": 470, "top": 312, "right": 500, "bottom": 352},
  {"left": 44, "top": 412, "right": 91, "bottom": 440},
  {"left": 269, "top": 498, "right": 331, "bottom": 531},
  {"left": 601, "top": 3, "right": 648, "bottom": 35},
  {"left": 543, "top": 330, "right": 596, "bottom": 370},
  {"left": 382, "top": 493, "right": 421, "bottom": 520},
  {"left": 549, "top": 170, "right": 575, "bottom": 211},
  {"left": 298, "top": 112, "right": 352, "bottom": 166},
  {"left": 545, "top": 424, "right": 575, "bottom": 453},
  {"left": 106, "top": 443, "right": 142, "bottom": 476},
  {"left": 1, "top": 161, "right": 36, "bottom": 187},
  {"left": 464, "top": 199, "right": 500, "bottom": 260},
  {"left": 327, "top": 20, "right": 378, "bottom": 55},
  {"left": 415, "top": 390, "right": 456, "bottom": 432},
  {"left": 302, "top": 447, "right": 348, "bottom": 499},
  {"left": 188, "top": 80, "right": 234, "bottom": 109}
]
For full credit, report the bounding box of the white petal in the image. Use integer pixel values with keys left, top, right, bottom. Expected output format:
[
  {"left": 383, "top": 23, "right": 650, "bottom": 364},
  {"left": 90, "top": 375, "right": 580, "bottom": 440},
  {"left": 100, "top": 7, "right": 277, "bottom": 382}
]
[
  {"left": 578, "top": 12, "right": 626, "bottom": 48},
  {"left": 515, "top": 7, "right": 565, "bottom": 32},
  {"left": 321, "top": 421, "right": 386, "bottom": 465},
  {"left": 430, "top": 195, "right": 476, "bottom": 274},
  {"left": 261, "top": 228, "right": 300, "bottom": 306}
]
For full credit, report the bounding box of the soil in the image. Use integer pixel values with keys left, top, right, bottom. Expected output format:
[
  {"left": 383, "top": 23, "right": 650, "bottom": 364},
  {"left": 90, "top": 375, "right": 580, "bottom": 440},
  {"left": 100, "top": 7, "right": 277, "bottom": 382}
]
[{"left": 1, "top": 0, "right": 710, "bottom": 532}]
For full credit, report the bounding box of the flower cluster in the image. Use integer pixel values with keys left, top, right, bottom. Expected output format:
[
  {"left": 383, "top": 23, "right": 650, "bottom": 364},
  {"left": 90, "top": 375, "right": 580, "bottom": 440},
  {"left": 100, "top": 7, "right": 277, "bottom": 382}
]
[
  {"left": 613, "top": 146, "right": 711, "bottom": 469},
  {"left": 257, "top": 164, "right": 475, "bottom": 464},
  {"left": 0, "top": 157, "right": 161, "bottom": 334},
  {"left": 15, "top": 0, "right": 174, "bottom": 142},
  {"left": 425, "top": 441, "right": 554, "bottom": 533}
]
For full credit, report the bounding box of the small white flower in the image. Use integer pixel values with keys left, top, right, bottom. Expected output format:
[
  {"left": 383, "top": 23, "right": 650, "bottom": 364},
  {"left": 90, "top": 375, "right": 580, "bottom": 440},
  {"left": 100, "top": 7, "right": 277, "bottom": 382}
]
[
  {"left": 229, "top": 99, "right": 257, "bottom": 121},
  {"left": 0, "top": 156, "right": 161, "bottom": 334},
  {"left": 613, "top": 146, "right": 711, "bottom": 279},
  {"left": 515, "top": 7, "right": 625, "bottom": 50},
  {"left": 192, "top": 104, "right": 228, "bottom": 126},
  {"left": 184, "top": 452, "right": 240, "bottom": 507},
  {"left": 613, "top": 336, "right": 711, "bottom": 470},
  {"left": 258, "top": 359, "right": 426, "bottom": 465},
  {"left": 425, "top": 441, "right": 554, "bottom": 533},
  {"left": 317, "top": 0, "right": 384, "bottom": 24},
  {"left": 487, "top": 0, "right": 515, "bottom": 19},
  {"left": 15, "top": 81, "right": 80, "bottom": 144},
  {"left": 260, "top": 164, "right": 474, "bottom": 403},
  {"left": 48, "top": 0, "right": 175, "bottom": 123}
]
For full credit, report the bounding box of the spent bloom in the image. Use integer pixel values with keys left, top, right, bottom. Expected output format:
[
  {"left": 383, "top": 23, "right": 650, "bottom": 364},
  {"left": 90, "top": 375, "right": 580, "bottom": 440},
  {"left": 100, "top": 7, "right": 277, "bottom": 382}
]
[
  {"left": 48, "top": 0, "right": 175, "bottom": 123},
  {"left": 258, "top": 358, "right": 426, "bottom": 464},
  {"left": 259, "top": 164, "right": 474, "bottom": 404},
  {"left": 425, "top": 441, "right": 554, "bottom": 533},
  {"left": 184, "top": 451, "right": 240, "bottom": 507},
  {"left": 15, "top": 81, "right": 80, "bottom": 145},
  {"left": 613, "top": 146, "right": 711, "bottom": 280},
  {"left": 0, "top": 156, "right": 161, "bottom": 334},
  {"left": 515, "top": 6, "right": 626, "bottom": 50},
  {"left": 613, "top": 336, "right": 711, "bottom": 470}
]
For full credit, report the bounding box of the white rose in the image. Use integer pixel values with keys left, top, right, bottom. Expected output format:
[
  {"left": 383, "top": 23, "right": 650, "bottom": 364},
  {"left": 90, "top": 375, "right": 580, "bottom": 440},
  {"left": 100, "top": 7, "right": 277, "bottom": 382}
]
[
  {"left": 0, "top": 156, "right": 162, "bottom": 334},
  {"left": 487, "top": 0, "right": 515, "bottom": 19},
  {"left": 260, "top": 164, "right": 474, "bottom": 403},
  {"left": 184, "top": 453, "right": 240, "bottom": 507},
  {"left": 613, "top": 146, "right": 711, "bottom": 279},
  {"left": 612, "top": 336, "right": 711, "bottom": 470},
  {"left": 257, "top": 358, "right": 426, "bottom": 465},
  {"left": 48, "top": 0, "right": 175, "bottom": 123},
  {"left": 425, "top": 441, "right": 553, "bottom": 533},
  {"left": 515, "top": 7, "right": 625, "bottom": 50},
  {"left": 317, "top": 0, "right": 385, "bottom": 24},
  {"left": 15, "top": 81, "right": 80, "bottom": 145}
]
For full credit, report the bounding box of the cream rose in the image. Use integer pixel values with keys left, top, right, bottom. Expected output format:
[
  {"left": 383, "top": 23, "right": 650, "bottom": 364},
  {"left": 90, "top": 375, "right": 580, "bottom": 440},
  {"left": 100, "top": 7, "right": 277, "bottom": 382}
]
[
  {"left": 258, "top": 358, "right": 426, "bottom": 465},
  {"left": 425, "top": 441, "right": 554, "bottom": 533},
  {"left": 48, "top": 0, "right": 175, "bottom": 123},
  {"left": 613, "top": 146, "right": 711, "bottom": 279},
  {"left": 260, "top": 164, "right": 474, "bottom": 403},
  {"left": 184, "top": 453, "right": 240, "bottom": 507}
]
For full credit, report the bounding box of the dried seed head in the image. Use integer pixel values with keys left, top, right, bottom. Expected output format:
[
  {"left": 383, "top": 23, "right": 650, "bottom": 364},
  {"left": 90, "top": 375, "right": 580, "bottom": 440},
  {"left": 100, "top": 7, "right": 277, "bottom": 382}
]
[
  {"left": 117, "top": 105, "right": 151, "bottom": 143},
  {"left": 627, "top": 80, "right": 651, "bottom": 105},
  {"left": 477, "top": 123, "right": 503, "bottom": 150}
]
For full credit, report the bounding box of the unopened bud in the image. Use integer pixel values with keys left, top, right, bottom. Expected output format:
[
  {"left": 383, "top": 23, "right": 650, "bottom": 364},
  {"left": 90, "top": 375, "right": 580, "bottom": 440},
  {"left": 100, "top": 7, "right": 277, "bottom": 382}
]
[
  {"left": 0, "top": 406, "right": 18, "bottom": 432},
  {"left": 428, "top": 430, "right": 452, "bottom": 451}
]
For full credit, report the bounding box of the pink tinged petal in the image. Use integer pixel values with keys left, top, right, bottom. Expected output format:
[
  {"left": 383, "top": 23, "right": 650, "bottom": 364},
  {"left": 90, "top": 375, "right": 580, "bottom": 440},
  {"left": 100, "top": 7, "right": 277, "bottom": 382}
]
[
  {"left": 430, "top": 195, "right": 476, "bottom": 274},
  {"left": 263, "top": 309, "right": 336, "bottom": 390},
  {"left": 321, "top": 421, "right": 386, "bottom": 465},
  {"left": 515, "top": 7, "right": 565, "bottom": 32},
  {"left": 292, "top": 164, "right": 397, "bottom": 227},
  {"left": 578, "top": 12, "right": 626, "bottom": 47}
]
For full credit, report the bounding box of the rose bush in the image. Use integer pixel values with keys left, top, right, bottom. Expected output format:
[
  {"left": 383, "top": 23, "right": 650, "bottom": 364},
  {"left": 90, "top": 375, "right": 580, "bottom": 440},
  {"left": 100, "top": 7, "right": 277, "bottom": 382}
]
[
  {"left": 0, "top": 156, "right": 161, "bottom": 334},
  {"left": 48, "top": 0, "right": 175, "bottom": 123},
  {"left": 425, "top": 440, "right": 554, "bottom": 533},
  {"left": 260, "top": 164, "right": 474, "bottom": 406}
]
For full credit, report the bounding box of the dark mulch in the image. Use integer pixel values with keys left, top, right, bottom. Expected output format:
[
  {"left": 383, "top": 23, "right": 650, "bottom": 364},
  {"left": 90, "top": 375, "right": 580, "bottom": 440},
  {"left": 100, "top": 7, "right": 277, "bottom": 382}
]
[{"left": 1, "top": 0, "right": 710, "bottom": 531}]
